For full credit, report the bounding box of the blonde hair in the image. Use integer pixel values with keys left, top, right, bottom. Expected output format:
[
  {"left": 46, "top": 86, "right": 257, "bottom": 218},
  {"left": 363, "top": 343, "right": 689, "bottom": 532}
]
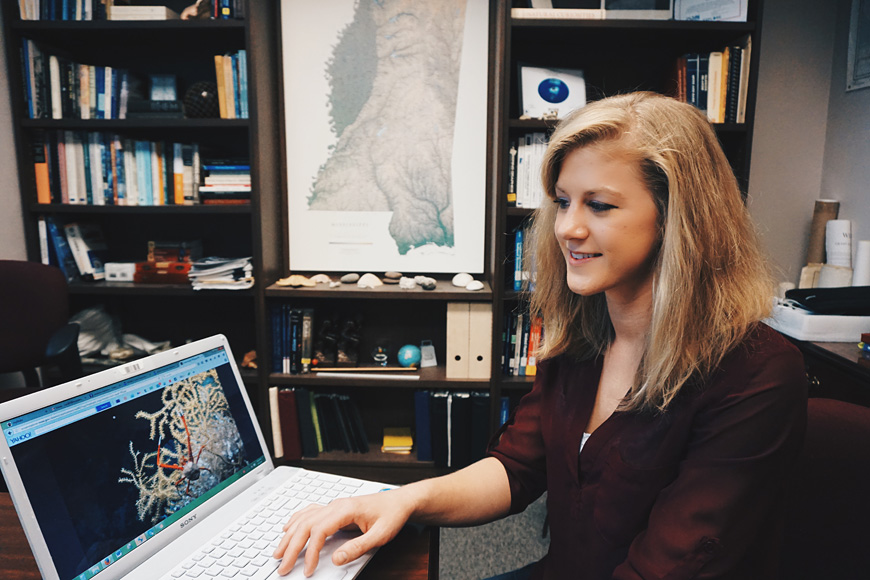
[{"left": 528, "top": 92, "right": 773, "bottom": 412}]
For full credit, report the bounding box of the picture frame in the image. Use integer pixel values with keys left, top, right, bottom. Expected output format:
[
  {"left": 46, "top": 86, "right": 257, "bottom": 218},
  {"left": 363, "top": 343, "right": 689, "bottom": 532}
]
[
  {"left": 519, "top": 64, "right": 587, "bottom": 120},
  {"left": 280, "top": 0, "right": 490, "bottom": 274},
  {"left": 847, "top": 0, "right": 870, "bottom": 91}
]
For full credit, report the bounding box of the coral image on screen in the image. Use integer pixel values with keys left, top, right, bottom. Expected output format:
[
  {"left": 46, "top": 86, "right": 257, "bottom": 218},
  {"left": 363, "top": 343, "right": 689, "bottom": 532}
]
[{"left": 119, "top": 369, "right": 245, "bottom": 524}]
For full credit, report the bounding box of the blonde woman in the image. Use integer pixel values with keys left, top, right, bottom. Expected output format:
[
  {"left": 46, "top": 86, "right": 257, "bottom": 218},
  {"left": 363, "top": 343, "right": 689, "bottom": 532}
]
[{"left": 273, "top": 92, "right": 807, "bottom": 580}]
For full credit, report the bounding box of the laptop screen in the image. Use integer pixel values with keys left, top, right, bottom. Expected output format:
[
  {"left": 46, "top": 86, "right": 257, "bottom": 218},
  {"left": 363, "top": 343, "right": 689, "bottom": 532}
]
[{"left": 2, "top": 345, "right": 265, "bottom": 580}]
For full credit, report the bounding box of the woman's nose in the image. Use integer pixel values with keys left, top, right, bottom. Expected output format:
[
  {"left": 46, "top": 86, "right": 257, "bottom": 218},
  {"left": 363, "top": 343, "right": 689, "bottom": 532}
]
[{"left": 556, "top": 207, "right": 588, "bottom": 240}]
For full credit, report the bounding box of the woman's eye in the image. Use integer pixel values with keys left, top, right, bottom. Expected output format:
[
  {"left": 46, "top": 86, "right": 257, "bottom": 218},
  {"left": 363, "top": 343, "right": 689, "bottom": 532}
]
[
  {"left": 588, "top": 200, "right": 616, "bottom": 213},
  {"left": 554, "top": 197, "right": 570, "bottom": 209}
]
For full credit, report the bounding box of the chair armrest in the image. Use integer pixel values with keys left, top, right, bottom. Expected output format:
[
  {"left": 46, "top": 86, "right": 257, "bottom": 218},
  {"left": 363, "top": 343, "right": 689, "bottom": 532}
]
[{"left": 44, "top": 323, "right": 83, "bottom": 384}]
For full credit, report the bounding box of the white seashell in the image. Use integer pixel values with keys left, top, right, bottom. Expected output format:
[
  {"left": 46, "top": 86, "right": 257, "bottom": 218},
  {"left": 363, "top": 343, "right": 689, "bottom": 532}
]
[
  {"left": 357, "top": 273, "right": 383, "bottom": 288},
  {"left": 310, "top": 273, "right": 332, "bottom": 284},
  {"left": 452, "top": 272, "right": 473, "bottom": 287},
  {"left": 465, "top": 280, "right": 484, "bottom": 291},
  {"left": 329, "top": 281, "right": 341, "bottom": 288},
  {"left": 399, "top": 276, "right": 416, "bottom": 289}
]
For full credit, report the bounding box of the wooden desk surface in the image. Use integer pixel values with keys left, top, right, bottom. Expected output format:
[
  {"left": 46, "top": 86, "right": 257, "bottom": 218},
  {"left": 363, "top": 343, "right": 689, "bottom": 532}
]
[{"left": 0, "top": 493, "right": 435, "bottom": 579}]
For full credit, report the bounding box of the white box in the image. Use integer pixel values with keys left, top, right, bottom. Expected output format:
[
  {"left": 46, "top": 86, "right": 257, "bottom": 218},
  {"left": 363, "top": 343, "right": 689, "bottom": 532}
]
[
  {"left": 104, "top": 262, "right": 136, "bottom": 282},
  {"left": 764, "top": 301, "right": 870, "bottom": 342}
]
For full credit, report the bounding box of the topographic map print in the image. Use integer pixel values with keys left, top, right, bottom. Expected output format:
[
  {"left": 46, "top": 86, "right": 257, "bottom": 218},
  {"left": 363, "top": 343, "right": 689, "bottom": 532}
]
[{"left": 308, "top": 0, "right": 466, "bottom": 255}]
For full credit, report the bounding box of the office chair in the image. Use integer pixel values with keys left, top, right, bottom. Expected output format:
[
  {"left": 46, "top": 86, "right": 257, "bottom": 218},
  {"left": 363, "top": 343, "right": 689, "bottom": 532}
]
[
  {"left": 780, "top": 397, "right": 870, "bottom": 580},
  {"left": 0, "top": 260, "right": 82, "bottom": 389}
]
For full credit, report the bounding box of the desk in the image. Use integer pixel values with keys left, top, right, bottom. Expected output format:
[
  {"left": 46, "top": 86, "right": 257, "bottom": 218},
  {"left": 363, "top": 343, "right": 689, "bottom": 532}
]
[
  {"left": 789, "top": 339, "right": 870, "bottom": 407},
  {"left": 0, "top": 493, "right": 436, "bottom": 579}
]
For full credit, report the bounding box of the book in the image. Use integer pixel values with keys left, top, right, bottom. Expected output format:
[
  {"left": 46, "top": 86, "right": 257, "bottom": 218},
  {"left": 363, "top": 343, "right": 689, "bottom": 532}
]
[
  {"left": 44, "top": 216, "right": 79, "bottom": 282},
  {"left": 414, "top": 390, "right": 432, "bottom": 462},
  {"left": 429, "top": 391, "right": 449, "bottom": 468},
  {"left": 511, "top": 8, "right": 603, "bottom": 19},
  {"left": 277, "top": 389, "right": 303, "bottom": 461},
  {"left": 382, "top": 427, "right": 413, "bottom": 454},
  {"left": 706, "top": 51, "right": 724, "bottom": 123},
  {"left": 64, "top": 222, "right": 108, "bottom": 281},
  {"left": 214, "top": 55, "right": 227, "bottom": 119},
  {"left": 269, "top": 386, "right": 283, "bottom": 458},
  {"left": 294, "top": 388, "right": 319, "bottom": 458},
  {"left": 470, "top": 391, "right": 490, "bottom": 463},
  {"left": 32, "top": 135, "right": 51, "bottom": 203},
  {"left": 724, "top": 44, "right": 743, "bottom": 123},
  {"left": 109, "top": 6, "right": 180, "bottom": 20},
  {"left": 736, "top": 35, "right": 752, "bottom": 124},
  {"left": 450, "top": 392, "right": 472, "bottom": 469}
]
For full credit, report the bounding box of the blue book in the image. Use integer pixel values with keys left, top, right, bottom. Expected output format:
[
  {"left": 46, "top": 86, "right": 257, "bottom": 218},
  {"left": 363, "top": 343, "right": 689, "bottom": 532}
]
[
  {"left": 513, "top": 227, "right": 524, "bottom": 291},
  {"left": 44, "top": 216, "right": 79, "bottom": 282},
  {"left": 81, "top": 131, "right": 93, "bottom": 204},
  {"left": 113, "top": 136, "right": 126, "bottom": 205},
  {"left": 414, "top": 390, "right": 432, "bottom": 462},
  {"left": 135, "top": 141, "right": 149, "bottom": 206},
  {"left": 499, "top": 396, "right": 510, "bottom": 426},
  {"left": 94, "top": 66, "right": 105, "bottom": 119},
  {"left": 238, "top": 49, "right": 248, "bottom": 118},
  {"left": 100, "top": 135, "right": 113, "bottom": 204},
  {"left": 231, "top": 52, "right": 241, "bottom": 118},
  {"left": 21, "top": 40, "right": 34, "bottom": 118}
]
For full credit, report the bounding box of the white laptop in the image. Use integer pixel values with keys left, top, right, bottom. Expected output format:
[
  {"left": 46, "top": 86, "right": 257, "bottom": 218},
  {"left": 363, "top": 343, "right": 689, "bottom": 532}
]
[{"left": 0, "top": 334, "right": 391, "bottom": 580}]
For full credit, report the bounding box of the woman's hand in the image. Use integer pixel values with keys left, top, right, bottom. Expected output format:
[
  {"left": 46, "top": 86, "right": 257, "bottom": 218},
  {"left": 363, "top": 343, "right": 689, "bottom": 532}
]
[{"left": 272, "top": 489, "right": 413, "bottom": 577}]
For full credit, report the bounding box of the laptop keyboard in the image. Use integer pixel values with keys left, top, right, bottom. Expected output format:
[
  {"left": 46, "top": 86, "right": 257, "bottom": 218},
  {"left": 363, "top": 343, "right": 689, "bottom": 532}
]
[{"left": 166, "top": 471, "right": 366, "bottom": 579}]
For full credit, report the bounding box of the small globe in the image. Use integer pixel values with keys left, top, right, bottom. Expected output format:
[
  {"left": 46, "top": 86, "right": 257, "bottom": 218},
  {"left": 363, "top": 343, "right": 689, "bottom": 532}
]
[
  {"left": 397, "top": 345, "right": 422, "bottom": 368},
  {"left": 183, "top": 81, "right": 220, "bottom": 118}
]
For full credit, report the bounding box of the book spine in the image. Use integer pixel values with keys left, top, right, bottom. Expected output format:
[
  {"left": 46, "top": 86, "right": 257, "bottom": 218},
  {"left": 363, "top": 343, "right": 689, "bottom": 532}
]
[
  {"left": 269, "top": 386, "right": 283, "bottom": 458},
  {"left": 513, "top": 227, "right": 523, "bottom": 291},
  {"left": 278, "top": 389, "right": 303, "bottom": 461},
  {"left": 214, "top": 55, "right": 227, "bottom": 119},
  {"left": 33, "top": 136, "right": 51, "bottom": 203},
  {"left": 506, "top": 142, "right": 517, "bottom": 207},
  {"left": 173, "top": 142, "right": 185, "bottom": 205}
]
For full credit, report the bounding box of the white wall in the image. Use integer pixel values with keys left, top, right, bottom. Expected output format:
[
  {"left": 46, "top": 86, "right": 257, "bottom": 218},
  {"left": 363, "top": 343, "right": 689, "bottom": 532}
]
[
  {"left": 820, "top": 0, "right": 870, "bottom": 264},
  {"left": 0, "top": 6, "right": 26, "bottom": 261},
  {"left": 748, "top": 0, "right": 839, "bottom": 285}
]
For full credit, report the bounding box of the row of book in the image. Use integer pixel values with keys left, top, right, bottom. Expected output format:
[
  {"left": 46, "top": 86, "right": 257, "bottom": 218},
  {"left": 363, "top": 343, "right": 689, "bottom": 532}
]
[
  {"left": 674, "top": 35, "right": 752, "bottom": 124},
  {"left": 270, "top": 307, "right": 365, "bottom": 374},
  {"left": 502, "top": 311, "right": 544, "bottom": 377},
  {"left": 416, "top": 391, "right": 510, "bottom": 469},
  {"left": 506, "top": 132, "right": 549, "bottom": 209},
  {"left": 271, "top": 306, "right": 314, "bottom": 375},
  {"left": 270, "top": 388, "right": 369, "bottom": 460},
  {"left": 214, "top": 50, "right": 249, "bottom": 119},
  {"left": 32, "top": 130, "right": 203, "bottom": 206},
  {"left": 270, "top": 388, "right": 513, "bottom": 470},
  {"left": 200, "top": 160, "right": 251, "bottom": 205},
  {"left": 16, "top": 0, "right": 246, "bottom": 21},
  {"left": 21, "top": 40, "right": 130, "bottom": 120},
  {"left": 39, "top": 216, "right": 107, "bottom": 282}
]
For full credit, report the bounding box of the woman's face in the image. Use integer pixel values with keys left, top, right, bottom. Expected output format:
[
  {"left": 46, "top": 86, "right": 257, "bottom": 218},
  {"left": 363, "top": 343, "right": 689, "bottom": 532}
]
[{"left": 553, "top": 142, "right": 661, "bottom": 306}]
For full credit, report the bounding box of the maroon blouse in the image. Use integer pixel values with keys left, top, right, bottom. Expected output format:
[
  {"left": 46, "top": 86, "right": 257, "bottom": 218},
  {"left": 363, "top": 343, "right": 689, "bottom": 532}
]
[{"left": 489, "top": 324, "right": 807, "bottom": 579}]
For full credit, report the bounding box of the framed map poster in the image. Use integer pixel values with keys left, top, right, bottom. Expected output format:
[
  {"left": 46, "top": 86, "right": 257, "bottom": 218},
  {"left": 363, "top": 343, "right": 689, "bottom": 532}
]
[
  {"left": 280, "top": 0, "right": 490, "bottom": 273},
  {"left": 847, "top": 0, "right": 870, "bottom": 91}
]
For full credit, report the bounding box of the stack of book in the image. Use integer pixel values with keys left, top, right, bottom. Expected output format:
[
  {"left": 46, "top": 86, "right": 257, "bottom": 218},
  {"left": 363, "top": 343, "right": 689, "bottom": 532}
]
[
  {"left": 673, "top": 35, "right": 752, "bottom": 124},
  {"left": 32, "top": 131, "right": 201, "bottom": 206},
  {"left": 502, "top": 311, "right": 544, "bottom": 377},
  {"left": 381, "top": 427, "right": 414, "bottom": 454},
  {"left": 505, "top": 132, "right": 549, "bottom": 209},
  {"left": 415, "top": 391, "right": 509, "bottom": 469},
  {"left": 213, "top": 50, "right": 249, "bottom": 119},
  {"left": 199, "top": 160, "right": 251, "bottom": 205},
  {"left": 269, "top": 388, "right": 369, "bottom": 460},
  {"left": 20, "top": 40, "right": 130, "bottom": 120},
  {"left": 188, "top": 256, "right": 254, "bottom": 290}
]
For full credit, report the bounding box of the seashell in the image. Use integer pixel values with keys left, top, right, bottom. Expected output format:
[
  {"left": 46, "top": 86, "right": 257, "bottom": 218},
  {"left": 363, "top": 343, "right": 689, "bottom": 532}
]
[
  {"left": 465, "top": 280, "right": 484, "bottom": 291},
  {"left": 310, "top": 273, "right": 332, "bottom": 284},
  {"left": 383, "top": 277, "right": 400, "bottom": 284},
  {"left": 340, "top": 273, "right": 360, "bottom": 283},
  {"left": 384, "top": 271, "right": 402, "bottom": 279},
  {"left": 275, "top": 274, "right": 315, "bottom": 287},
  {"left": 357, "top": 273, "right": 383, "bottom": 288},
  {"left": 329, "top": 281, "right": 341, "bottom": 288},
  {"left": 414, "top": 275, "right": 428, "bottom": 285},
  {"left": 420, "top": 277, "right": 437, "bottom": 290},
  {"left": 452, "top": 272, "right": 473, "bottom": 287},
  {"left": 399, "top": 277, "right": 416, "bottom": 289}
]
